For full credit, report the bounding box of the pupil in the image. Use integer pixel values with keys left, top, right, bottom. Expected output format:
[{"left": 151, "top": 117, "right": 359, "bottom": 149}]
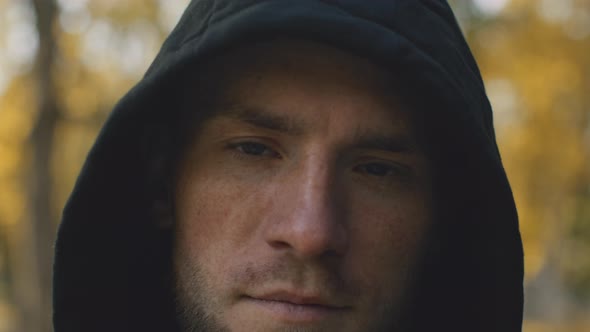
[
  {"left": 365, "top": 163, "right": 390, "bottom": 176},
  {"left": 242, "top": 143, "right": 266, "bottom": 155}
]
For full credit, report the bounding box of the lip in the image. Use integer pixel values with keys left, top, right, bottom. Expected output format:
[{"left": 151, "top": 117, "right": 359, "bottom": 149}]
[
  {"left": 243, "top": 291, "right": 350, "bottom": 323},
  {"left": 254, "top": 290, "right": 347, "bottom": 307}
]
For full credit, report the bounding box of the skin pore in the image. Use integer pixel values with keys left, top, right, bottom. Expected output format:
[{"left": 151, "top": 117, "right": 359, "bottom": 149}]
[{"left": 173, "top": 40, "right": 433, "bottom": 332}]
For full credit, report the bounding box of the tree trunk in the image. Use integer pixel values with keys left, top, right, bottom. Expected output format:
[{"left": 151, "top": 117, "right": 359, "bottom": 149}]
[{"left": 24, "top": 0, "right": 59, "bottom": 331}]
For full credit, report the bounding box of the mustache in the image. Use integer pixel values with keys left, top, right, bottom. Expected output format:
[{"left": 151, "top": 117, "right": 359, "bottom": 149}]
[{"left": 229, "top": 255, "right": 360, "bottom": 298}]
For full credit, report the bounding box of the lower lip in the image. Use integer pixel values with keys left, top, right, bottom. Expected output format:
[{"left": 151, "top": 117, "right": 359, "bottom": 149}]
[{"left": 243, "top": 297, "right": 345, "bottom": 323}]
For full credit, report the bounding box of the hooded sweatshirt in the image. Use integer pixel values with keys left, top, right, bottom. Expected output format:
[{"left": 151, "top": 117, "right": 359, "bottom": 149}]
[{"left": 53, "top": 0, "right": 524, "bottom": 331}]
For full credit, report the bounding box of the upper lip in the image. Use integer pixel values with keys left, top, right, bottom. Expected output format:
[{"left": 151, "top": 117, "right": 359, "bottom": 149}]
[{"left": 248, "top": 290, "right": 350, "bottom": 309}]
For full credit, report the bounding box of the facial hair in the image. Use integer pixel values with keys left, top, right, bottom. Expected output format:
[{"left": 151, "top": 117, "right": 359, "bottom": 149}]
[
  {"left": 173, "top": 252, "right": 414, "bottom": 332},
  {"left": 174, "top": 259, "right": 231, "bottom": 332}
]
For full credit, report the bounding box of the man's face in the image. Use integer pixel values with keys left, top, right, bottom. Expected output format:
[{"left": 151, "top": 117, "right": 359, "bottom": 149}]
[{"left": 173, "top": 41, "right": 433, "bottom": 332}]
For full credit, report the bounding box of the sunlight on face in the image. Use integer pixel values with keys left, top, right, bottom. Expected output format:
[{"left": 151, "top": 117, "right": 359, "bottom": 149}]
[{"left": 173, "top": 40, "right": 433, "bottom": 332}]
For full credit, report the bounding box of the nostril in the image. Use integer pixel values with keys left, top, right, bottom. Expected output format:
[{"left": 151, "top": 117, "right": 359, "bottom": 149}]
[
  {"left": 268, "top": 240, "right": 291, "bottom": 250},
  {"left": 265, "top": 222, "right": 348, "bottom": 258}
]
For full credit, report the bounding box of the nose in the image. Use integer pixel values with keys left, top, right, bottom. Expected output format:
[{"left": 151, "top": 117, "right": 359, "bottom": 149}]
[{"left": 264, "top": 158, "right": 348, "bottom": 259}]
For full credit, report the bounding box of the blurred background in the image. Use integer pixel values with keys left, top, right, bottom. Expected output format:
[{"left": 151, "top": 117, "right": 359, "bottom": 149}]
[{"left": 0, "top": 0, "right": 588, "bottom": 331}]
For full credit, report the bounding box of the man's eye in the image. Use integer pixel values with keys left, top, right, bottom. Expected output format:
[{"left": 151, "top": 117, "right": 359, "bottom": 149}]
[
  {"left": 231, "top": 142, "right": 280, "bottom": 158},
  {"left": 354, "top": 162, "right": 399, "bottom": 177}
]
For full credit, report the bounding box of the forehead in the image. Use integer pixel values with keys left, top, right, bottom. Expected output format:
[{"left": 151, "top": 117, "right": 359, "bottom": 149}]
[{"left": 192, "top": 40, "right": 417, "bottom": 137}]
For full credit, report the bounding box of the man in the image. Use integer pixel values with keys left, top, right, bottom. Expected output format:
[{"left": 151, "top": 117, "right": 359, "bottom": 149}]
[{"left": 53, "top": 1, "right": 524, "bottom": 331}]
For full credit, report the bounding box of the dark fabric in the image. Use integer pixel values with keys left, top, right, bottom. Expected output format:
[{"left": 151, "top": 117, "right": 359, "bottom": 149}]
[{"left": 53, "top": 1, "right": 524, "bottom": 331}]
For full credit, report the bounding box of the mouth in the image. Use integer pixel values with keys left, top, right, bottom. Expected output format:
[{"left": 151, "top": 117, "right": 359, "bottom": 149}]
[{"left": 243, "top": 291, "right": 351, "bottom": 323}]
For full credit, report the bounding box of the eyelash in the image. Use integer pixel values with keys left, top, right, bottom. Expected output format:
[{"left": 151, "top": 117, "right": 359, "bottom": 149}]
[
  {"left": 353, "top": 162, "right": 405, "bottom": 178},
  {"left": 227, "top": 141, "right": 282, "bottom": 159},
  {"left": 227, "top": 140, "right": 406, "bottom": 178}
]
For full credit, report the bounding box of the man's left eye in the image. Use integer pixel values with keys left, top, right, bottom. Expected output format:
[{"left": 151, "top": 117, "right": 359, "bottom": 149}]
[
  {"left": 231, "top": 142, "right": 281, "bottom": 158},
  {"left": 354, "top": 162, "right": 399, "bottom": 177}
]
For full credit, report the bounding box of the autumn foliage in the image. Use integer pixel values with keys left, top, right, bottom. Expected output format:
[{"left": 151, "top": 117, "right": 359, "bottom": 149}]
[{"left": 0, "top": 0, "right": 588, "bottom": 331}]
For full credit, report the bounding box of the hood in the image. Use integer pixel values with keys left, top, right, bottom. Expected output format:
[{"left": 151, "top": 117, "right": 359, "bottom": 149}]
[{"left": 53, "top": 0, "right": 524, "bottom": 331}]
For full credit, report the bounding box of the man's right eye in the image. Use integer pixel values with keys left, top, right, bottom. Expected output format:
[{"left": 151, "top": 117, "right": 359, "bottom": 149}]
[{"left": 229, "top": 141, "right": 281, "bottom": 158}]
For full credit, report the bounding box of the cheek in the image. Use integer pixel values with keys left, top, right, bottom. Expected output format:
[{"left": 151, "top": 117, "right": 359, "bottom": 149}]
[
  {"left": 345, "top": 188, "right": 432, "bottom": 291},
  {"left": 174, "top": 167, "right": 276, "bottom": 259},
  {"left": 176, "top": 178, "right": 233, "bottom": 246},
  {"left": 349, "top": 185, "right": 431, "bottom": 254}
]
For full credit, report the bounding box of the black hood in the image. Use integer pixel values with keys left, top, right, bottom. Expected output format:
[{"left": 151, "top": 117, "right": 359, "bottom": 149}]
[{"left": 53, "top": 0, "right": 524, "bottom": 331}]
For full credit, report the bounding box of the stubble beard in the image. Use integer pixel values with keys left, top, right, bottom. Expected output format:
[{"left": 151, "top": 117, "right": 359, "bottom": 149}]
[
  {"left": 174, "top": 259, "right": 231, "bottom": 332},
  {"left": 173, "top": 258, "right": 409, "bottom": 332},
  {"left": 173, "top": 263, "right": 342, "bottom": 332}
]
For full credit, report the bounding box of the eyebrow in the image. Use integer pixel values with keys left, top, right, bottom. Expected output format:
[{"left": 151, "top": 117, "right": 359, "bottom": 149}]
[
  {"left": 217, "top": 107, "right": 305, "bottom": 136},
  {"left": 216, "top": 106, "right": 418, "bottom": 154}
]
